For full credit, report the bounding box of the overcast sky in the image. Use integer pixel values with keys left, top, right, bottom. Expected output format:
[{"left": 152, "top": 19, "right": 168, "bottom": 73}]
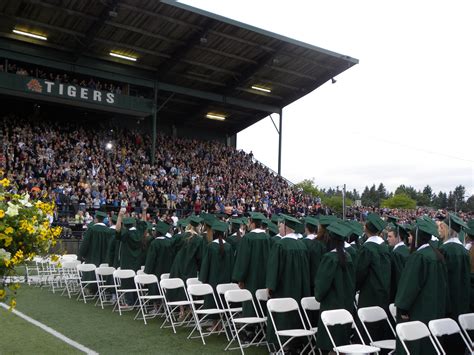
[{"left": 181, "top": 0, "right": 474, "bottom": 196}]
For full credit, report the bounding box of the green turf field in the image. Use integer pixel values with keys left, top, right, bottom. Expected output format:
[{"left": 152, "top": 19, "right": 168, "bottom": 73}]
[{"left": 1, "top": 286, "right": 267, "bottom": 354}]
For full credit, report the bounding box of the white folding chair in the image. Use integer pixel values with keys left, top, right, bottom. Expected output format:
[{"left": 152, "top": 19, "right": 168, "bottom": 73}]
[
  {"left": 358, "top": 306, "right": 396, "bottom": 353},
  {"left": 159, "top": 278, "right": 193, "bottom": 333},
  {"left": 160, "top": 273, "right": 170, "bottom": 280},
  {"left": 187, "top": 283, "right": 227, "bottom": 344},
  {"left": 60, "top": 260, "right": 81, "bottom": 298},
  {"left": 255, "top": 288, "right": 269, "bottom": 319},
  {"left": 300, "top": 297, "right": 321, "bottom": 354},
  {"left": 216, "top": 283, "right": 242, "bottom": 339},
  {"left": 136, "top": 270, "right": 146, "bottom": 275},
  {"left": 267, "top": 298, "right": 317, "bottom": 355},
  {"left": 95, "top": 266, "right": 116, "bottom": 309},
  {"left": 321, "top": 309, "right": 380, "bottom": 354},
  {"left": 25, "top": 256, "right": 42, "bottom": 285},
  {"left": 112, "top": 269, "right": 138, "bottom": 315},
  {"left": 186, "top": 277, "right": 202, "bottom": 286},
  {"left": 61, "top": 254, "right": 78, "bottom": 261},
  {"left": 134, "top": 274, "right": 165, "bottom": 324},
  {"left": 389, "top": 303, "right": 397, "bottom": 322},
  {"left": 429, "top": 318, "right": 473, "bottom": 355},
  {"left": 459, "top": 313, "right": 474, "bottom": 348},
  {"left": 76, "top": 263, "right": 98, "bottom": 303},
  {"left": 99, "top": 263, "right": 109, "bottom": 267},
  {"left": 224, "top": 289, "right": 269, "bottom": 354},
  {"left": 396, "top": 321, "right": 441, "bottom": 355}
]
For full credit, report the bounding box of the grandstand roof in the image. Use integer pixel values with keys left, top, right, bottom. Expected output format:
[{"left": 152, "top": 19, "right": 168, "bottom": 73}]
[{"left": 0, "top": 0, "right": 358, "bottom": 135}]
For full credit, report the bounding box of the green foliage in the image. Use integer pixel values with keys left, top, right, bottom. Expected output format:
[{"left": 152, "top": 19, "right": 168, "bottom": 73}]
[
  {"left": 295, "top": 179, "right": 325, "bottom": 198},
  {"left": 322, "top": 195, "right": 353, "bottom": 215},
  {"left": 381, "top": 193, "right": 417, "bottom": 209}
]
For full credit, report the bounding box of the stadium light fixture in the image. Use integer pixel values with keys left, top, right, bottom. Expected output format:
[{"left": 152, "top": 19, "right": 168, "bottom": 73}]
[
  {"left": 206, "top": 113, "right": 226, "bottom": 121},
  {"left": 105, "top": 142, "right": 113, "bottom": 150},
  {"left": 109, "top": 52, "right": 137, "bottom": 62},
  {"left": 251, "top": 85, "right": 271, "bottom": 93},
  {"left": 13, "top": 29, "right": 47, "bottom": 41}
]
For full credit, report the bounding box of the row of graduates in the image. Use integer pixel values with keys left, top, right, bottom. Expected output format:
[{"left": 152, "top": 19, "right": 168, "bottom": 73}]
[{"left": 78, "top": 209, "right": 474, "bottom": 354}]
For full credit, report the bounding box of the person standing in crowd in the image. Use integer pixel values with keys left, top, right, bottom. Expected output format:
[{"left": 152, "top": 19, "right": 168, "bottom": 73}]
[
  {"left": 395, "top": 218, "right": 448, "bottom": 355},
  {"left": 199, "top": 220, "right": 234, "bottom": 331},
  {"left": 266, "top": 214, "right": 310, "bottom": 351},
  {"left": 78, "top": 211, "right": 114, "bottom": 266},
  {"left": 232, "top": 212, "right": 271, "bottom": 317},
  {"left": 387, "top": 223, "right": 410, "bottom": 302},
  {"left": 302, "top": 216, "right": 325, "bottom": 296},
  {"left": 226, "top": 217, "right": 244, "bottom": 256},
  {"left": 465, "top": 220, "right": 474, "bottom": 311},
  {"left": 315, "top": 220, "right": 355, "bottom": 353}
]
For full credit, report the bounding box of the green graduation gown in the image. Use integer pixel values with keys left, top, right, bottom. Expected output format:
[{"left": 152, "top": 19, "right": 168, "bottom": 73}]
[
  {"left": 144, "top": 236, "right": 176, "bottom": 283},
  {"left": 266, "top": 234, "right": 311, "bottom": 346},
  {"left": 439, "top": 239, "right": 470, "bottom": 318},
  {"left": 78, "top": 223, "right": 115, "bottom": 266},
  {"left": 344, "top": 242, "right": 358, "bottom": 269},
  {"left": 232, "top": 229, "right": 272, "bottom": 316},
  {"left": 315, "top": 251, "right": 355, "bottom": 351},
  {"left": 226, "top": 233, "right": 241, "bottom": 256},
  {"left": 395, "top": 244, "right": 448, "bottom": 355},
  {"left": 389, "top": 242, "right": 410, "bottom": 302},
  {"left": 302, "top": 235, "right": 326, "bottom": 296},
  {"left": 107, "top": 226, "right": 120, "bottom": 268},
  {"left": 356, "top": 236, "right": 391, "bottom": 309},
  {"left": 199, "top": 240, "right": 234, "bottom": 309},
  {"left": 116, "top": 225, "right": 145, "bottom": 272}
]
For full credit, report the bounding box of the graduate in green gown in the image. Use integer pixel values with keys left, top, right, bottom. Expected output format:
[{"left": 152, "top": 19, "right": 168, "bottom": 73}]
[
  {"left": 199, "top": 220, "right": 234, "bottom": 329},
  {"left": 266, "top": 214, "right": 311, "bottom": 350},
  {"left": 269, "top": 214, "right": 282, "bottom": 244},
  {"left": 226, "top": 218, "right": 244, "bottom": 256},
  {"left": 107, "top": 215, "right": 121, "bottom": 268},
  {"left": 302, "top": 216, "right": 325, "bottom": 297},
  {"left": 465, "top": 221, "right": 474, "bottom": 312},
  {"left": 347, "top": 220, "right": 364, "bottom": 251},
  {"left": 395, "top": 218, "right": 448, "bottom": 355},
  {"left": 232, "top": 212, "right": 272, "bottom": 317},
  {"left": 315, "top": 220, "right": 355, "bottom": 352},
  {"left": 144, "top": 221, "right": 175, "bottom": 293},
  {"left": 79, "top": 211, "right": 115, "bottom": 266},
  {"left": 387, "top": 223, "right": 410, "bottom": 302}
]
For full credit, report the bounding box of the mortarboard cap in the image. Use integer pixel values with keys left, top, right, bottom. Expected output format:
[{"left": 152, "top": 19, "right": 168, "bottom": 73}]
[
  {"left": 248, "top": 212, "right": 266, "bottom": 221},
  {"left": 211, "top": 220, "right": 228, "bottom": 233},
  {"left": 416, "top": 218, "right": 439, "bottom": 238},
  {"left": 445, "top": 212, "right": 468, "bottom": 233},
  {"left": 466, "top": 220, "right": 474, "bottom": 237},
  {"left": 230, "top": 218, "right": 243, "bottom": 226},
  {"left": 319, "top": 215, "right": 337, "bottom": 226},
  {"left": 266, "top": 221, "right": 279, "bottom": 235},
  {"left": 304, "top": 216, "right": 319, "bottom": 227},
  {"left": 279, "top": 213, "right": 302, "bottom": 231},
  {"left": 271, "top": 214, "right": 282, "bottom": 224},
  {"left": 387, "top": 215, "right": 399, "bottom": 224},
  {"left": 155, "top": 221, "right": 170, "bottom": 235},
  {"left": 327, "top": 221, "right": 352, "bottom": 241},
  {"left": 366, "top": 213, "right": 387, "bottom": 232},
  {"left": 189, "top": 215, "right": 203, "bottom": 227},
  {"left": 123, "top": 217, "right": 135, "bottom": 226},
  {"left": 111, "top": 215, "right": 118, "bottom": 223},
  {"left": 348, "top": 220, "right": 364, "bottom": 236},
  {"left": 95, "top": 211, "right": 107, "bottom": 219}
]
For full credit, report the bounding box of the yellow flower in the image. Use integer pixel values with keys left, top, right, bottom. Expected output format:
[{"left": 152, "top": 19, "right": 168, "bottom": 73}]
[
  {"left": 0, "top": 289, "right": 5, "bottom": 299},
  {"left": 9, "top": 298, "right": 16, "bottom": 309},
  {"left": 4, "top": 227, "right": 13, "bottom": 235},
  {"left": 0, "top": 210, "right": 4, "bottom": 218},
  {"left": 0, "top": 178, "right": 10, "bottom": 187}
]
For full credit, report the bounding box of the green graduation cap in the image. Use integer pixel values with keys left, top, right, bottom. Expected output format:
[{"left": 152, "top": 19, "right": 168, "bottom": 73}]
[
  {"left": 211, "top": 220, "right": 228, "bottom": 233},
  {"left": 465, "top": 220, "right": 474, "bottom": 237},
  {"left": 248, "top": 212, "right": 266, "bottom": 221},
  {"left": 215, "top": 213, "right": 228, "bottom": 219},
  {"left": 416, "top": 218, "right": 439, "bottom": 238},
  {"left": 230, "top": 218, "right": 243, "bottom": 226},
  {"left": 111, "top": 215, "right": 118, "bottom": 223},
  {"left": 95, "top": 211, "right": 107, "bottom": 219},
  {"left": 397, "top": 223, "right": 410, "bottom": 240},
  {"left": 123, "top": 217, "right": 135, "bottom": 226},
  {"left": 271, "top": 214, "right": 282, "bottom": 224},
  {"left": 155, "top": 221, "right": 170, "bottom": 235},
  {"left": 319, "top": 215, "right": 337, "bottom": 226},
  {"left": 327, "top": 220, "right": 352, "bottom": 241},
  {"left": 178, "top": 217, "right": 189, "bottom": 228},
  {"left": 266, "top": 221, "right": 279, "bottom": 235},
  {"left": 387, "top": 215, "right": 399, "bottom": 224},
  {"left": 146, "top": 221, "right": 153, "bottom": 231},
  {"left": 366, "top": 213, "right": 387, "bottom": 232},
  {"left": 445, "top": 212, "right": 468, "bottom": 233},
  {"left": 279, "top": 213, "right": 302, "bottom": 231},
  {"left": 189, "top": 215, "right": 203, "bottom": 227},
  {"left": 304, "top": 216, "right": 319, "bottom": 228},
  {"left": 240, "top": 216, "right": 249, "bottom": 225},
  {"left": 348, "top": 220, "right": 364, "bottom": 236}
]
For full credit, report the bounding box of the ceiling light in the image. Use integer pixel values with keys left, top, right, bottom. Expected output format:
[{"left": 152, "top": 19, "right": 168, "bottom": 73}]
[
  {"left": 109, "top": 52, "right": 137, "bottom": 62},
  {"left": 206, "top": 113, "right": 226, "bottom": 121},
  {"left": 251, "top": 85, "right": 271, "bottom": 93},
  {"left": 13, "top": 29, "right": 47, "bottom": 41}
]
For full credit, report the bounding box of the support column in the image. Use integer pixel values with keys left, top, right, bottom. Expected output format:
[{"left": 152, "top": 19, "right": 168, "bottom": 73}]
[
  {"left": 278, "top": 108, "right": 283, "bottom": 176},
  {"left": 151, "top": 84, "right": 158, "bottom": 165}
]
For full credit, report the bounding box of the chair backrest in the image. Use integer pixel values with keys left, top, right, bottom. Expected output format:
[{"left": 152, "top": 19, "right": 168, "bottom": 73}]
[
  {"left": 140, "top": 265, "right": 145, "bottom": 271},
  {"left": 389, "top": 303, "right": 397, "bottom": 321},
  {"left": 160, "top": 273, "right": 170, "bottom": 280},
  {"left": 136, "top": 270, "right": 145, "bottom": 275},
  {"left": 188, "top": 283, "right": 213, "bottom": 297},
  {"left": 99, "top": 263, "right": 109, "bottom": 267},
  {"left": 62, "top": 260, "right": 81, "bottom": 270},
  {"left": 321, "top": 309, "right": 354, "bottom": 326},
  {"left": 396, "top": 321, "right": 430, "bottom": 341},
  {"left": 255, "top": 288, "right": 268, "bottom": 302},
  {"left": 160, "top": 277, "right": 185, "bottom": 291},
  {"left": 135, "top": 274, "right": 159, "bottom": 286},
  {"left": 61, "top": 254, "right": 78, "bottom": 261},
  {"left": 186, "top": 277, "right": 202, "bottom": 286},
  {"left": 96, "top": 266, "right": 115, "bottom": 276},
  {"left": 77, "top": 263, "right": 96, "bottom": 273},
  {"left": 267, "top": 298, "right": 299, "bottom": 314},
  {"left": 216, "top": 283, "right": 239, "bottom": 295},
  {"left": 113, "top": 269, "right": 136, "bottom": 280},
  {"left": 225, "top": 289, "right": 253, "bottom": 304},
  {"left": 358, "top": 306, "right": 389, "bottom": 323},
  {"left": 301, "top": 297, "right": 320, "bottom": 311},
  {"left": 429, "top": 318, "right": 461, "bottom": 337},
  {"left": 459, "top": 313, "right": 474, "bottom": 331}
]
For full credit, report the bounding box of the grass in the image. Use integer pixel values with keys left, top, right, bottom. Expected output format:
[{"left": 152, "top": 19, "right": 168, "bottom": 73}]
[{"left": 3, "top": 285, "right": 267, "bottom": 354}]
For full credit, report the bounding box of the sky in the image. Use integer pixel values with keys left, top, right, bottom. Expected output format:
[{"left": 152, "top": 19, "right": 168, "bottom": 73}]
[{"left": 181, "top": 0, "right": 474, "bottom": 197}]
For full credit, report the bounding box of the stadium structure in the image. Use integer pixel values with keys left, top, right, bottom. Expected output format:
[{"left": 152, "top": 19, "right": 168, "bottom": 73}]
[{"left": 0, "top": 0, "right": 358, "bottom": 175}]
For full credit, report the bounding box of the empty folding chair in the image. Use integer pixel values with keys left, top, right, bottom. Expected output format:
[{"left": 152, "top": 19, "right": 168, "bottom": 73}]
[
  {"left": 160, "top": 273, "right": 170, "bottom": 280},
  {"left": 76, "top": 263, "right": 98, "bottom": 303},
  {"left": 216, "top": 283, "right": 242, "bottom": 339},
  {"left": 186, "top": 277, "right": 202, "bottom": 286},
  {"left": 224, "top": 289, "right": 269, "bottom": 354},
  {"left": 112, "top": 269, "right": 138, "bottom": 315},
  {"left": 60, "top": 260, "right": 81, "bottom": 298},
  {"left": 321, "top": 309, "right": 380, "bottom": 354},
  {"left": 136, "top": 269, "right": 145, "bottom": 275},
  {"left": 459, "top": 313, "right": 474, "bottom": 348},
  {"left": 160, "top": 278, "right": 193, "bottom": 333},
  {"left": 389, "top": 303, "right": 397, "bottom": 322},
  {"left": 429, "top": 318, "right": 473, "bottom": 355},
  {"left": 301, "top": 297, "right": 320, "bottom": 332},
  {"left": 358, "top": 306, "right": 396, "bottom": 353},
  {"left": 95, "top": 266, "right": 116, "bottom": 309},
  {"left": 61, "top": 254, "right": 78, "bottom": 261},
  {"left": 396, "top": 321, "right": 441, "bottom": 355},
  {"left": 187, "top": 283, "right": 227, "bottom": 344},
  {"left": 25, "top": 256, "right": 42, "bottom": 286},
  {"left": 134, "top": 274, "right": 165, "bottom": 324},
  {"left": 99, "top": 263, "right": 109, "bottom": 268},
  {"left": 255, "top": 288, "right": 269, "bottom": 319}
]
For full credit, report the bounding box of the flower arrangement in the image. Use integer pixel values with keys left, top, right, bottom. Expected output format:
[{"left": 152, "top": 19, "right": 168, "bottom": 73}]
[{"left": 0, "top": 173, "right": 61, "bottom": 307}]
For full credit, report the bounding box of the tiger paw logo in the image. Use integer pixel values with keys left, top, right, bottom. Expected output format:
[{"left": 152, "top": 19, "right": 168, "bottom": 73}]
[{"left": 26, "top": 79, "right": 43, "bottom": 93}]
